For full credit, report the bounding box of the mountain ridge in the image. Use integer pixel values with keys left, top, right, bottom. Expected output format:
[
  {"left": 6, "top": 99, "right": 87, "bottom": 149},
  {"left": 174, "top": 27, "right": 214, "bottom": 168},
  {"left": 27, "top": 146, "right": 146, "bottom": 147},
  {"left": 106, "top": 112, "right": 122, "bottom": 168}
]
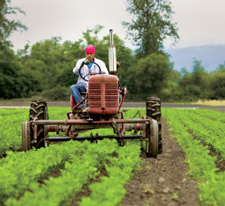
[{"left": 165, "top": 44, "right": 225, "bottom": 72}]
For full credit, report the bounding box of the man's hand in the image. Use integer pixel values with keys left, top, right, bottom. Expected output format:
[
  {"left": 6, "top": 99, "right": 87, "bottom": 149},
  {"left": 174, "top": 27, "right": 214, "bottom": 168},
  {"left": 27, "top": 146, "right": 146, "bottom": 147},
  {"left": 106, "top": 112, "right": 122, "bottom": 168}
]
[{"left": 83, "top": 59, "right": 90, "bottom": 65}]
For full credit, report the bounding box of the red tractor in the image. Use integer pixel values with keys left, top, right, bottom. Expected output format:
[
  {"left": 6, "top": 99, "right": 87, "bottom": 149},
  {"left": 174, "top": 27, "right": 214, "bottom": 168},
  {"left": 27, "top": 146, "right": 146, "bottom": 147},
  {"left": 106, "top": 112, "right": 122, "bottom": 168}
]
[{"left": 22, "top": 30, "right": 162, "bottom": 158}]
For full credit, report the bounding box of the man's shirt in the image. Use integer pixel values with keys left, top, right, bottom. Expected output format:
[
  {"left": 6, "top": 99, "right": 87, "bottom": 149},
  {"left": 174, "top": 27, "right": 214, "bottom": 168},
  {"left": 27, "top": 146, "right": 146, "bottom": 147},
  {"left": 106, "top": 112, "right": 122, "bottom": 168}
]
[{"left": 73, "top": 57, "right": 109, "bottom": 89}]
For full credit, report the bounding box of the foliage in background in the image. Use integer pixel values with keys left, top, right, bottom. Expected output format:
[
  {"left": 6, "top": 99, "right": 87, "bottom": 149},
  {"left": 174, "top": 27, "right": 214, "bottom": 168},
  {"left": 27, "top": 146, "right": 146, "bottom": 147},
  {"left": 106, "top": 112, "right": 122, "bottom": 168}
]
[
  {"left": 0, "top": 1, "right": 224, "bottom": 101},
  {"left": 123, "top": 0, "right": 179, "bottom": 57},
  {"left": 0, "top": 0, "right": 27, "bottom": 43},
  {"left": 0, "top": 0, "right": 28, "bottom": 99},
  {"left": 177, "top": 60, "right": 211, "bottom": 101},
  {"left": 209, "top": 67, "right": 225, "bottom": 99},
  {"left": 125, "top": 53, "right": 174, "bottom": 100}
]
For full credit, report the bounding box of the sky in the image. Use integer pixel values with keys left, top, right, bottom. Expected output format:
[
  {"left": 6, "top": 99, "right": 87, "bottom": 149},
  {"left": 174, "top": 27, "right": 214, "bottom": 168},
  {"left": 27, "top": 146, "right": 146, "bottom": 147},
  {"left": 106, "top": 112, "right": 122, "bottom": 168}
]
[{"left": 8, "top": 0, "right": 225, "bottom": 51}]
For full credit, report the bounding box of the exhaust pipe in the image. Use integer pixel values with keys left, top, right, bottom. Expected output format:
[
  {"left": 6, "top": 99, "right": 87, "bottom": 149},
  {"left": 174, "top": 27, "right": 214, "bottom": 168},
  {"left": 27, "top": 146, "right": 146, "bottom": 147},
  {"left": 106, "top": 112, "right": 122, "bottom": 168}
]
[{"left": 108, "top": 29, "right": 117, "bottom": 75}]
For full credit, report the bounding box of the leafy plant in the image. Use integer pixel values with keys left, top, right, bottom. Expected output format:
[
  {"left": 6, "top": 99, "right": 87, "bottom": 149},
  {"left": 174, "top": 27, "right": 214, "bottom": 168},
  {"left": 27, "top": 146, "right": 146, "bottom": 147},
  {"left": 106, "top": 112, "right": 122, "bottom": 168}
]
[{"left": 163, "top": 108, "right": 225, "bottom": 205}]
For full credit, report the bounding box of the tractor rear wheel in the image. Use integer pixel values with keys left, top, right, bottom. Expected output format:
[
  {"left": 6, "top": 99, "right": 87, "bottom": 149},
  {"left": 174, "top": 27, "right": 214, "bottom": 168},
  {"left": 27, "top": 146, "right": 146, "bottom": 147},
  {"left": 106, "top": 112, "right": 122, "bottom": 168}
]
[
  {"left": 146, "top": 119, "right": 159, "bottom": 158},
  {"left": 22, "top": 121, "right": 32, "bottom": 151},
  {"left": 146, "top": 97, "right": 162, "bottom": 154},
  {"left": 29, "top": 99, "right": 49, "bottom": 149}
]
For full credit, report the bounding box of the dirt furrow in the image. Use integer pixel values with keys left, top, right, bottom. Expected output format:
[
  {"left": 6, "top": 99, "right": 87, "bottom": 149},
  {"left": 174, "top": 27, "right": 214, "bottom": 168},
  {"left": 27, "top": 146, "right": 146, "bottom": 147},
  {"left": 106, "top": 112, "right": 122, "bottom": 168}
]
[{"left": 122, "top": 118, "right": 200, "bottom": 206}]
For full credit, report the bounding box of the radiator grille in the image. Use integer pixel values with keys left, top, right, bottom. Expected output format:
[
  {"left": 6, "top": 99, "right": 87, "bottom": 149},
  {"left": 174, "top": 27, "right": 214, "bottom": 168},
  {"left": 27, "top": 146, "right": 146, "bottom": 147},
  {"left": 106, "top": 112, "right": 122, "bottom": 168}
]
[
  {"left": 88, "top": 79, "right": 119, "bottom": 114},
  {"left": 89, "top": 83, "right": 101, "bottom": 89}
]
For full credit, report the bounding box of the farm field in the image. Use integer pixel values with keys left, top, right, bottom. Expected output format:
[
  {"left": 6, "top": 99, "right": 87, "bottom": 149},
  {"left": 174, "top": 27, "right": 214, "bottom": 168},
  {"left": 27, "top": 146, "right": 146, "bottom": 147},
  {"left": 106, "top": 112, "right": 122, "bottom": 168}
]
[{"left": 0, "top": 107, "right": 224, "bottom": 205}]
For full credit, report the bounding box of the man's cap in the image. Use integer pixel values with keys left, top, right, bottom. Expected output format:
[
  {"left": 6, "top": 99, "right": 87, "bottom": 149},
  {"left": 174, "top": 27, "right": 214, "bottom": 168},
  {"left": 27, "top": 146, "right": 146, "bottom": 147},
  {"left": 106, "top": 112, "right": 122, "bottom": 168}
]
[{"left": 85, "top": 45, "right": 95, "bottom": 54}]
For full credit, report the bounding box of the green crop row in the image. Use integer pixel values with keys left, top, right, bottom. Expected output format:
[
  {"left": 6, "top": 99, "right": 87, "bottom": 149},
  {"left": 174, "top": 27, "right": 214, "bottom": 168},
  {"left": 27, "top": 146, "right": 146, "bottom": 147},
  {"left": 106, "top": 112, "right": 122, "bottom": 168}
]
[
  {"left": 122, "top": 108, "right": 145, "bottom": 119},
  {"left": 0, "top": 107, "right": 143, "bottom": 206},
  {"left": 163, "top": 108, "right": 225, "bottom": 205},
  {"left": 0, "top": 108, "right": 27, "bottom": 116},
  {"left": 80, "top": 141, "right": 141, "bottom": 206},
  {"left": 0, "top": 107, "right": 79, "bottom": 155},
  {"left": 0, "top": 108, "right": 29, "bottom": 155},
  {"left": 187, "top": 109, "right": 225, "bottom": 123},
  {"left": 48, "top": 107, "right": 71, "bottom": 120},
  {"left": 170, "top": 109, "right": 225, "bottom": 159},
  {"left": 5, "top": 139, "right": 121, "bottom": 206},
  {"left": 0, "top": 141, "right": 91, "bottom": 204},
  {"left": 0, "top": 107, "right": 72, "bottom": 154}
]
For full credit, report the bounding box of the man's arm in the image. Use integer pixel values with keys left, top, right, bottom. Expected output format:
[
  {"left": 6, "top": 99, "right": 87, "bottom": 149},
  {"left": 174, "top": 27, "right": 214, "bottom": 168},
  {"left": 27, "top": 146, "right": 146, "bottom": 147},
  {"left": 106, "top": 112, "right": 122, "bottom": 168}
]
[
  {"left": 73, "top": 59, "right": 84, "bottom": 75},
  {"left": 98, "top": 60, "right": 109, "bottom": 74}
]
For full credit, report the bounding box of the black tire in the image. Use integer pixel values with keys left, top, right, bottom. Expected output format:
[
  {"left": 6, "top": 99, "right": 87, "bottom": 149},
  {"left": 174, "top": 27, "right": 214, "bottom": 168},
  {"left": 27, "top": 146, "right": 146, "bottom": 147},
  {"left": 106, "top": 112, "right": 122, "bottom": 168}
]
[
  {"left": 22, "top": 121, "right": 32, "bottom": 151},
  {"left": 146, "top": 97, "right": 162, "bottom": 154},
  {"left": 29, "top": 99, "right": 48, "bottom": 149}
]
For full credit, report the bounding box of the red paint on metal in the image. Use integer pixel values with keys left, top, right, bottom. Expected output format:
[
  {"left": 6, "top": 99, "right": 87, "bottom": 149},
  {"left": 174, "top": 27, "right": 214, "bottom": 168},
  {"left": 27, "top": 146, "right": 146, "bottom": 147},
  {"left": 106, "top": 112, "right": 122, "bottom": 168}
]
[
  {"left": 48, "top": 126, "right": 57, "bottom": 132},
  {"left": 134, "top": 124, "right": 143, "bottom": 131},
  {"left": 101, "top": 80, "right": 105, "bottom": 110},
  {"left": 71, "top": 95, "right": 87, "bottom": 111},
  {"left": 70, "top": 96, "right": 75, "bottom": 110},
  {"left": 70, "top": 95, "right": 88, "bottom": 111},
  {"left": 31, "top": 119, "right": 149, "bottom": 125},
  {"left": 88, "top": 74, "right": 119, "bottom": 115}
]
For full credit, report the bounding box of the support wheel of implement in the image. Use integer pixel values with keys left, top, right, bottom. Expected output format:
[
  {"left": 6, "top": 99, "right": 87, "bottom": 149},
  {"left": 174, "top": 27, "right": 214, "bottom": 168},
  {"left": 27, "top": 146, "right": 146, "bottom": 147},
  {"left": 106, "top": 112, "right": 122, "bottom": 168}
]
[
  {"left": 146, "top": 97, "right": 162, "bottom": 154},
  {"left": 22, "top": 121, "right": 32, "bottom": 151},
  {"left": 146, "top": 119, "right": 159, "bottom": 158},
  {"left": 29, "top": 99, "right": 49, "bottom": 150}
]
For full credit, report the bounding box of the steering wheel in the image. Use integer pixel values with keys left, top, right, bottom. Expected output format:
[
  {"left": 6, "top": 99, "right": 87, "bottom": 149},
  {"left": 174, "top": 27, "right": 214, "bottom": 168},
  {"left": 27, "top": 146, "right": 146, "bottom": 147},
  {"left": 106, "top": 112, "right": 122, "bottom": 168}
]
[{"left": 78, "top": 60, "right": 102, "bottom": 82}]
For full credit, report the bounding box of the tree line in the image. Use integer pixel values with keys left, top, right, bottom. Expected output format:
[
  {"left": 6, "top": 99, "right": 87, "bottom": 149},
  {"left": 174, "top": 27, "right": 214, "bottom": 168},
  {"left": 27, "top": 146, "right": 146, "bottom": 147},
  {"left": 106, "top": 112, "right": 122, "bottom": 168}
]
[{"left": 0, "top": 0, "right": 224, "bottom": 101}]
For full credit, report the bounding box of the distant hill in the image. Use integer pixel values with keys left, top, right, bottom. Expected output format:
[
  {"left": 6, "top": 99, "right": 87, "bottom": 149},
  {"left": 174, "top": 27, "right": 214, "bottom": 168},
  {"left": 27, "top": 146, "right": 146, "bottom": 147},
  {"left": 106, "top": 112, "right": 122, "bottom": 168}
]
[{"left": 165, "top": 45, "right": 225, "bottom": 73}]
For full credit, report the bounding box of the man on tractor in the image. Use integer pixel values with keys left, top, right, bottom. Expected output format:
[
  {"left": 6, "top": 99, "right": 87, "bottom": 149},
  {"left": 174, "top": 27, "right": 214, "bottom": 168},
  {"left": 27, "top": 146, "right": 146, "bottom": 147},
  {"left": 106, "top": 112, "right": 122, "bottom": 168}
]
[{"left": 70, "top": 45, "right": 109, "bottom": 109}]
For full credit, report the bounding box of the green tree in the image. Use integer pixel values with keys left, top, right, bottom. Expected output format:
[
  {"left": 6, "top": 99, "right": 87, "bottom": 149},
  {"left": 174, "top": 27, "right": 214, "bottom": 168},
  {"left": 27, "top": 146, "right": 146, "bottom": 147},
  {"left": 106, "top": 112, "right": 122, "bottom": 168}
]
[
  {"left": 123, "top": 0, "right": 179, "bottom": 57},
  {"left": 0, "top": 0, "right": 27, "bottom": 99},
  {"left": 0, "top": 48, "right": 20, "bottom": 98},
  {"left": 216, "top": 61, "right": 225, "bottom": 70},
  {"left": 0, "top": 0, "right": 27, "bottom": 44},
  {"left": 209, "top": 68, "right": 225, "bottom": 99},
  {"left": 178, "top": 60, "right": 210, "bottom": 101},
  {"left": 18, "top": 37, "right": 74, "bottom": 99},
  {"left": 125, "top": 53, "right": 173, "bottom": 100},
  {"left": 160, "top": 69, "right": 181, "bottom": 101}
]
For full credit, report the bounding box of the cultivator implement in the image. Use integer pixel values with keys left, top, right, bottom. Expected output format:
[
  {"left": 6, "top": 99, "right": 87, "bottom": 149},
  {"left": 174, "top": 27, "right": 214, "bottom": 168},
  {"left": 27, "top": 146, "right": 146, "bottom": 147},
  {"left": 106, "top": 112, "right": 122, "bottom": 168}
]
[{"left": 23, "top": 115, "right": 159, "bottom": 157}]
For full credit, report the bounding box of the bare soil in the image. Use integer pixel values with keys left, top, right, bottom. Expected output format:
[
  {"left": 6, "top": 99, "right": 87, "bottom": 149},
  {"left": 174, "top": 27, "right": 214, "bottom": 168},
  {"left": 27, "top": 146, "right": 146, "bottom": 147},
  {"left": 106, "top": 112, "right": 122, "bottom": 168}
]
[{"left": 122, "top": 118, "right": 200, "bottom": 206}]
